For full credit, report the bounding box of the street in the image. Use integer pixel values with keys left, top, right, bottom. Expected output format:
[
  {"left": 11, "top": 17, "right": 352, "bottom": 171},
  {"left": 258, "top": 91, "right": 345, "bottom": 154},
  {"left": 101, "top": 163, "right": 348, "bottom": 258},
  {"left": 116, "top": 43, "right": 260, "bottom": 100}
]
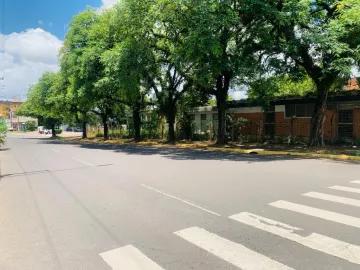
[{"left": 1, "top": 135, "right": 360, "bottom": 270}]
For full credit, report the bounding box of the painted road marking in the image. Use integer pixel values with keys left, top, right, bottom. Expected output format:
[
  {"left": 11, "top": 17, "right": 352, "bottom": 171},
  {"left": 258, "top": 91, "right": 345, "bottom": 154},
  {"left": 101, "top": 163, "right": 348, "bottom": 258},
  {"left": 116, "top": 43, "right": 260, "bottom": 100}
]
[
  {"left": 100, "top": 245, "right": 164, "bottom": 270},
  {"left": 229, "top": 212, "right": 360, "bottom": 265},
  {"left": 72, "top": 158, "right": 95, "bottom": 167},
  {"left": 141, "top": 184, "right": 221, "bottom": 216},
  {"left": 51, "top": 148, "right": 60, "bottom": 153},
  {"left": 175, "top": 226, "right": 294, "bottom": 270},
  {"left": 329, "top": 185, "right": 360, "bottom": 194},
  {"left": 270, "top": 200, "right": 360, "bottom": 228},
  {"left": 304, "top": 192, "right": 360, "bottom": 208},
  {"left": 351, "top": 180, "right": 360, "bottom": 184}
]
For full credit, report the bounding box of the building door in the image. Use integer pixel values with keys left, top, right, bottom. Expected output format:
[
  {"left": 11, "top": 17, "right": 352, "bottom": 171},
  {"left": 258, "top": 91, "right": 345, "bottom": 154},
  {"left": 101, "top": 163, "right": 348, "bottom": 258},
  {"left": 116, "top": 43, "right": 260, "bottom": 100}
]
[
  {"left": 338, "top": 110, "right": 353, "bottom": 138},
  {"left": 264, "top": 105, "right": 275, "bottom": 137}
]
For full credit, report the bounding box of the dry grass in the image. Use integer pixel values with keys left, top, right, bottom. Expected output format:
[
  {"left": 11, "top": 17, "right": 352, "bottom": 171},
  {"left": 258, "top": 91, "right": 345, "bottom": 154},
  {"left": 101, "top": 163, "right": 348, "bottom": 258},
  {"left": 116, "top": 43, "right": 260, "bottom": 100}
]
[{"left": 60, "top": 136, "right": 360, "bottom": 162}]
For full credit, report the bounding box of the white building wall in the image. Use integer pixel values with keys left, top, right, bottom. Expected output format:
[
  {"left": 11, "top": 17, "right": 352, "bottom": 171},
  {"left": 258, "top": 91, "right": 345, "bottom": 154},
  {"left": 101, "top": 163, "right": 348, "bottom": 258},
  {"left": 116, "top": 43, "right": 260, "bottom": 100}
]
[{"left": 275, "top": 105, "right": 285, "bottom": 112}]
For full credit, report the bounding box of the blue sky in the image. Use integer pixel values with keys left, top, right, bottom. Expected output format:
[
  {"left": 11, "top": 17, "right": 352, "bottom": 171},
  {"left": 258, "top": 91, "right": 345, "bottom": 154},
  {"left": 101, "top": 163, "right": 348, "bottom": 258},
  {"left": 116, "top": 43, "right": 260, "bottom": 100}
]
[
  {"left": 2, "top": 0, "right": 101, "bottom": 39},
  {"left": 0, "top": 0, "right": 119, "bottom": 99}
]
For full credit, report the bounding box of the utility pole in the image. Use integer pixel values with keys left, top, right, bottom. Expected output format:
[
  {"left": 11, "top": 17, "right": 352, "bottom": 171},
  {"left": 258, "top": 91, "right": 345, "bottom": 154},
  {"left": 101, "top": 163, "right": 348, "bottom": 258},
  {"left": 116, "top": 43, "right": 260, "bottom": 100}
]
[{"left": 0, "top": 0, "right": 5, "bottom": 90}]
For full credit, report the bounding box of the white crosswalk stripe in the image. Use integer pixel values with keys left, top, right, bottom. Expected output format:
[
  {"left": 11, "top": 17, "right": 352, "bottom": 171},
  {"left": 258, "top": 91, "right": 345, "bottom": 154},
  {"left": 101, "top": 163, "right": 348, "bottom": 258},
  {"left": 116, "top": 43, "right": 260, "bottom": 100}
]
[
  {"left": 229, "top": 212, "right": 360, "bottom": 265},
  {"left": 100, "top": 182, "right": 360, "bottom": 269},
  {"left": 175, "top": 226, "right": 294, "bottom": 270},
  {"left": 303, "top": 192, "right": 360, "bottom": 207},
  {"left": 99, "top": 245, "right": 165, "bottom": 270},
  {"left": 269, "top": 200, "right": 360, "bottom": 228},
  {"left": 351, "top": 180, "right": 360, "bottom": 184},
  {"left": 329, "top": 185, "right": 360, "bottom": 194}
]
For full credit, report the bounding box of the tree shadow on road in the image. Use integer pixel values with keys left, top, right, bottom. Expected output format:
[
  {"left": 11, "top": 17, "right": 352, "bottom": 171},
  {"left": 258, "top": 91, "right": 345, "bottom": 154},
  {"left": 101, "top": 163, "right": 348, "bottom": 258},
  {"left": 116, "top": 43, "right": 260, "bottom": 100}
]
[
  {"left": 18, "top": 137, "right": 358, "bottom": 164},
  {"left": 31, "top": 138, "right": 313, "bottom": 163}
]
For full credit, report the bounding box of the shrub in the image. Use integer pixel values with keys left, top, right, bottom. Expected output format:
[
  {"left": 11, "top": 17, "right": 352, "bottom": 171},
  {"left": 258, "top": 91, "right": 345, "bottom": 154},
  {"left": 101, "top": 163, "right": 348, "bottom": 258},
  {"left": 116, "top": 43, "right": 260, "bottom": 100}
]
[
  {"left": 55, "top": 129, "right": 62, "bottom": 135},
  {"left": 25, "top": 120, "right": 37, "bottom": 131}
]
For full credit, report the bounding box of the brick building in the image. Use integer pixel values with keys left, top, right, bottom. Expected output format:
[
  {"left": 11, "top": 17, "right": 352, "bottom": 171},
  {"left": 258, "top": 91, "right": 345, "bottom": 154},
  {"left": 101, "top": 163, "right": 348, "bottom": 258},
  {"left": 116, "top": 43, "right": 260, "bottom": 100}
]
[
  {"left": 346, "top": 78, "right": 359, "bottom": 91},
  {"left": 0, "top": 101, "right": 37, "bottom": 131},
  {"left": 188, "top": 91, "right": 360, "bottom": 141}
]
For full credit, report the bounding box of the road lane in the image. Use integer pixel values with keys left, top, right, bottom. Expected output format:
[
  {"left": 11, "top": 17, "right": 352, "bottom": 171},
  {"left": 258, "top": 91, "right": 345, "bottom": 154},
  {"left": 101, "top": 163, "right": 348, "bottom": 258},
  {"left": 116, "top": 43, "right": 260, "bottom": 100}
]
[{"left": 2, "top": 135, "right": 360, "bottom": 269}]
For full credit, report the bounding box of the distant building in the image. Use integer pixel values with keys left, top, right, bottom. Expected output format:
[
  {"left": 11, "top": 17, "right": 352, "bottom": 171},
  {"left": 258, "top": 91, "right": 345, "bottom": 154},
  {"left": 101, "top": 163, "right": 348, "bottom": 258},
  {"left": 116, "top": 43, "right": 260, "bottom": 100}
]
[
  {"left": 0, "top": 101, "right": 37, "bottom": 131},
  {"left": 188, "top": 91, "right": 360, "bottom": 141},
  {"left": 346, "top": 78, "right": 359, "bottom": 91}
]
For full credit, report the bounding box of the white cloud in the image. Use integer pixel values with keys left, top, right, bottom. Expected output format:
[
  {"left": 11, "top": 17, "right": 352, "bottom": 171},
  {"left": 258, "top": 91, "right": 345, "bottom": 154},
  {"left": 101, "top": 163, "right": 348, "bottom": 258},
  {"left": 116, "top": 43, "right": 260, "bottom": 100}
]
[
  {"left": 0, "top": 28, "right": 62, "bottom": 100},
  {"left": 101, "top": 0, "right": 120, "bottom": 9},
  {"left": 38, "top": 20, "right": 43, "bottom": 25}
]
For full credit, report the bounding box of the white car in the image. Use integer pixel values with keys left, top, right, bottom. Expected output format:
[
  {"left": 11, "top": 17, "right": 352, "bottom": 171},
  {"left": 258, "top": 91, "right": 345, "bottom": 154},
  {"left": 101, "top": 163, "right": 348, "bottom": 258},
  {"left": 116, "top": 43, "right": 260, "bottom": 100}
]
[{"left": 38, "top": 127, "right": 51, "bottom": 134}]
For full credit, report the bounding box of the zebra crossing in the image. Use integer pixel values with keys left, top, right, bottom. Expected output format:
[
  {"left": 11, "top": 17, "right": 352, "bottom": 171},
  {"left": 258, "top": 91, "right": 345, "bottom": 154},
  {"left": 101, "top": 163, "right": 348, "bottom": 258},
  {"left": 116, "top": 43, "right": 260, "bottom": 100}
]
[{"left": 100, "top": 180, "right": 360, "bottom": 269}]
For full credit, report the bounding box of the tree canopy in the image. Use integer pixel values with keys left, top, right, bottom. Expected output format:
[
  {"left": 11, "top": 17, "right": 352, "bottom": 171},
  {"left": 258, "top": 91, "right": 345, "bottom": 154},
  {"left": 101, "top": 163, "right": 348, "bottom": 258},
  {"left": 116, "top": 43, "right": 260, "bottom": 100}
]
[{"left": 19, "top": 0, "right": 360, "bottom": 146}]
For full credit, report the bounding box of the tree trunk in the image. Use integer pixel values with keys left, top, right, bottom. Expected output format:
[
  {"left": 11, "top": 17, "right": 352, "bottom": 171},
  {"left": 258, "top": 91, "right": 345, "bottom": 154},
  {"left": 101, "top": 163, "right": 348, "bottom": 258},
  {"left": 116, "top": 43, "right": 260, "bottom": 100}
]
[
  {"left": 102, "top": 116, "right": 109, "bottom": 141},
  {"left": 82, "top": 112, "right": 87, "bottom": 139},
  {"left": 216, "top": 99, "right": 227, "bottom": 145},
  {"left": 216, "top": 75, "right": 231, "bottom": 145},
  {"left": 51, "top": 124, "right": 56, "bottom": 138},
  {"left": 82, "top": 121, "right": 87, "bottom": 139},
  {"left": 166, "top": 97, "right": 177, "bottom": 144},
  {"left": 308, "top": 87, "right": 329, "bottom": 147},
  {"left": 168, "top": 116, "right": 176, "bottom": 144},
  {"left": 133, "top": 106, "right": 141, "bottom": 142}
]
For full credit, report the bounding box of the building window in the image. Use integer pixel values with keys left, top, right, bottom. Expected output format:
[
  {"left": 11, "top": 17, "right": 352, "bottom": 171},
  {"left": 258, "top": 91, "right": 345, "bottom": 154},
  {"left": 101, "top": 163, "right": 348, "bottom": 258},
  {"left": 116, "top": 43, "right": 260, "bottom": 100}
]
[
  {"left": 285, "top": 104, "right": 314, "bottom": 118},
  {"left": 200, "top": 114, "right": 207, "bottom": 132},
  {"left": 189, "top": 114, "right": 195, "bottom": 121}
]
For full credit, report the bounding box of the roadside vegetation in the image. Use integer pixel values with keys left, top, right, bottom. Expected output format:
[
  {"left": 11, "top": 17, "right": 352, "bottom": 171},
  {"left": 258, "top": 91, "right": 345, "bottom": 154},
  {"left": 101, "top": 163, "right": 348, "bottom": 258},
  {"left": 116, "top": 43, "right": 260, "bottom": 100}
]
[
  {"left": 0, "top": 118, "right": 7, "bottom": 147},
  {"left": 18, "top": 0, "right": 360, "bottom": 147}
]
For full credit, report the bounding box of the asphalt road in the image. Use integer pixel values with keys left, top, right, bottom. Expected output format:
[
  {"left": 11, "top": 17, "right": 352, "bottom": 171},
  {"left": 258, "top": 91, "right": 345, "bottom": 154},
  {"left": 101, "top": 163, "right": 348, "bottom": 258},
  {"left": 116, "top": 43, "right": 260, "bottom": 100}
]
[{"left": 1, "top": 134, "right": 360, "bottom": 270}]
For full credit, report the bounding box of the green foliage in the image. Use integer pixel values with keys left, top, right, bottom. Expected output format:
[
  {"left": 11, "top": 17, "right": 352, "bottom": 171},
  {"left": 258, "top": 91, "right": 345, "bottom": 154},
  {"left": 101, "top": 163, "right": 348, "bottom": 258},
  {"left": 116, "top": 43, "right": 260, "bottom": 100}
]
[
  {"left": 55, "top": 129, "right": 63, "bottom": 135},
  {"left": 0, "top": 118, "right": 7, "bottom": 147},
  {"left": 226, "top": 115, "right": 250, "bottom": 142},
  {"left": 248, "top": 75, "right": 316, "bottom": 108},
  {"left": 18, "top": 72, "right": 64, "bottom": 135},
  {"left": 25, "top": 120, "right": 37, "bottom": 131},
  {"left": 0, "top": 118, "right": 7, "bottom": 135}
]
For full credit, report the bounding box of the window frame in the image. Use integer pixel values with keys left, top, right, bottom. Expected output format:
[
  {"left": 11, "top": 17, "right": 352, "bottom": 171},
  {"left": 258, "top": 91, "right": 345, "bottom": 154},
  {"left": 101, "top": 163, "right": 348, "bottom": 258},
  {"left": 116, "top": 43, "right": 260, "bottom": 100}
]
[{"left": 285, "top": 103, "right": 315, "bottom": 118}]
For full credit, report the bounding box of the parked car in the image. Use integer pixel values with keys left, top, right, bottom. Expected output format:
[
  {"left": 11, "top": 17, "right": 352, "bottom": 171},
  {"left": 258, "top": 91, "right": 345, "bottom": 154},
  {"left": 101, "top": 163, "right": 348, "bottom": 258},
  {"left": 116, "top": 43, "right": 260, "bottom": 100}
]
[
  {"left": 43, "top": 129, "right": 52, "bottom": 134},
  {"left": 8, "top": 127, "right": 14, "bottom": 132},
  {"left": 66, "top": 127, "right": 74, "bottom": 132},
  {"left": 38, "top": 126, "right": 44, "bottom": 134},
  {"left": 73, "top": 127, "right": 83, "bottom": 132}
]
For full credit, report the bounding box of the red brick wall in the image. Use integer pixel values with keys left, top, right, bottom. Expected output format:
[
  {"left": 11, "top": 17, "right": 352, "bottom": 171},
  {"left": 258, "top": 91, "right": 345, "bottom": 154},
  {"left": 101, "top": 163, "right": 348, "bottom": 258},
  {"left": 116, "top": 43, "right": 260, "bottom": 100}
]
[
  {"left": 232, "top": 113, "right": 264, "bottom": 136},
  {"left": 275, "top": 112, "right": 310, "bottom": 137},
  {"left": 324, "top": 110, "right": 337, "bottom": 139},
  {"left": 232, "top": 109, "right": 360, "bottom": 139},
  {"left": 275, "top": 110, "right": 337, "bottom": 139},
  {"left": 354, "top": 109, "right": 360, "bottom": 139}
]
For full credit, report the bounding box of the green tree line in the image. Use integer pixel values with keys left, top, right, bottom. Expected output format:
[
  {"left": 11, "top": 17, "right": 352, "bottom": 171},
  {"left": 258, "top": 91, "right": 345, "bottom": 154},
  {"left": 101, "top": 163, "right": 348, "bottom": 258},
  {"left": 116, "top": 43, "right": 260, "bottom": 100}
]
[{"left": 19, "top": 0, "right": 360, "bottom": 146}]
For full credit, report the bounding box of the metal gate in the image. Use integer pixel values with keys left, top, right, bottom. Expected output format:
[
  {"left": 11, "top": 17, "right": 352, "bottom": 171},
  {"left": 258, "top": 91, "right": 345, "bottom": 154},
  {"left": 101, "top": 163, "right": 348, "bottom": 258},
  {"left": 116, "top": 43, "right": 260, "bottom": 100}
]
[
  {"left": 264, "top": 105, "right": 275, "bottom": 137},
  {"left": 338, "top": 110, "right": 353, "bottom": 138}
]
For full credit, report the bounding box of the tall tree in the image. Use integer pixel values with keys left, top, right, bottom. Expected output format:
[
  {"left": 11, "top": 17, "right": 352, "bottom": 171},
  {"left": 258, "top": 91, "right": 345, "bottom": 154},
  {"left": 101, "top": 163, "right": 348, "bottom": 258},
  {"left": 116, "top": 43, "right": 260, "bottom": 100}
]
[
  {"left": 60, "top": 9, "right": 99, "bottom": 139},
  {"left": 101, "top": 38, "right": 149, "bottom": 142},
  {"left": 85, "top": 8, "right": 122, "bottom": 140},
  {"left": 178, "top": 0, "right": 257, "bottom": 145},
  {"left": 111, "top": 0, "right": 196, "bottom": 143},
  {"left": 18, "top": 72, "right": 64, "bottom": 138},
  {"left": 245, "top": 0, "right": 360, "bottom": 146}
]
